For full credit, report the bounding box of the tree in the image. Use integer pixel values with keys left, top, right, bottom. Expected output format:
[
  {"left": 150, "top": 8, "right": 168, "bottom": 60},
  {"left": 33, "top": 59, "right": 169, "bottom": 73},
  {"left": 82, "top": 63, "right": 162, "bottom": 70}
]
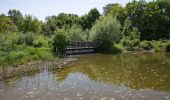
[
  {"left": 21, "top": 15, "right": 42, "bottom": 33},
  {"left": 80, "top": 8, "right": 100, "bottom": 30},
  {"left": 67, "top": 24, "right": 86, "bottom": 41},
  {"left": 52, "top": 29, "right": 70, "bottom": 56},
  {"left": 90, "top": 15, "right": 122, "bottom": 53},
  {"left": 43, "top": 13, "right": 80, "bottom": 36},
  {"left": 103, "top": 3, "right": 115, "bottom": 15},
  {"left": 42, "top": 15, "right": 57, "bottom": 36},
  {"left": 125, "top": 0, "right": 170, "bottom": 40},
  {"left": 103, "top": 3, "right": 123, "bottom": 16},
  {"left": 8, "top": 9, "right": 23, "bottom": 30},
  {"left": 56, "top": 13, "right": 80, "bottom": 29},
  {"left": 103, "top": 3, "right": 127, "bottom": 25},
  {"left": 0, "top": 14, "right": 17, "bottom": 33}
]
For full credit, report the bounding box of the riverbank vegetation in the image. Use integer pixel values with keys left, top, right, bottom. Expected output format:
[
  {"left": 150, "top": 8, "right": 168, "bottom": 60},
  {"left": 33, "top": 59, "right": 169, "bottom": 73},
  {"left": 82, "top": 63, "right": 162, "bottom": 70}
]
[{"left": 0, "top": 0, "right": 170, "bottom": 66}]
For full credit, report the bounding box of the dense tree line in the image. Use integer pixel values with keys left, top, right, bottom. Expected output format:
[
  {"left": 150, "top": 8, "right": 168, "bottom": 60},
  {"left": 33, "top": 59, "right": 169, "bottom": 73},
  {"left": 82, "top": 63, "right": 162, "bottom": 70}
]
[
  {"left": 0, "top": 0, "right": 170, "bottom": 56},
  {"left": 104, "top": 0, "right": 170, "bottom": 40}
]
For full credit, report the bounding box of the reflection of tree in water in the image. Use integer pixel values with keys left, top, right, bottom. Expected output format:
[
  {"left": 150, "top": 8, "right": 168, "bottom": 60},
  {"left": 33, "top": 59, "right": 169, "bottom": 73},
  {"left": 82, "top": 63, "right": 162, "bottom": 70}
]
[{"left": 54, "top": 53, "right": 170, "bottom": 92}]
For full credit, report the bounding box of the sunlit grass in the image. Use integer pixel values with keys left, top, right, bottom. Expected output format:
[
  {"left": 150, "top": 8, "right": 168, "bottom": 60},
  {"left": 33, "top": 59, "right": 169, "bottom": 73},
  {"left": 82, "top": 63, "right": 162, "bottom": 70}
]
[{"left": 0, "top": 45, "right": 55, "bottom": 67}]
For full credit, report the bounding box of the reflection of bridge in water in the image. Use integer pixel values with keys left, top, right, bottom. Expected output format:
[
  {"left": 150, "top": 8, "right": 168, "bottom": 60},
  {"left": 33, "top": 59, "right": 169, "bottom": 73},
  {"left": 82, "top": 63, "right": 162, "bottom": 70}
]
[{"left": 66, "top": 41, "right": 99, "bottom": 54}]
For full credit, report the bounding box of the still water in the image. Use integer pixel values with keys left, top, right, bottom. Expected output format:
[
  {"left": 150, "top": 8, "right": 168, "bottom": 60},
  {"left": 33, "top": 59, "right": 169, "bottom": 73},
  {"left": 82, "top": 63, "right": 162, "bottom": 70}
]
[{"left": 0, "top": 52, "right": 170, "bottom": 100}]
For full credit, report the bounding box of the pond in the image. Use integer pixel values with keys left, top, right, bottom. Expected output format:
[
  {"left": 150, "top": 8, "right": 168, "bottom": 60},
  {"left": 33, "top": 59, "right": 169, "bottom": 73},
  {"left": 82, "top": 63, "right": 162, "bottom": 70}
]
[{"left": 0, "top": 52, "right": 170, "bottom": 100}]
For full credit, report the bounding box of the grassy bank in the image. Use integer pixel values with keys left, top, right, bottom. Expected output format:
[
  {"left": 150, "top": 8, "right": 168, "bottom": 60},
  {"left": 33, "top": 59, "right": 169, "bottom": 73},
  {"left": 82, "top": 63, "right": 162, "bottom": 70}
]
[
  {"left": 0, "top": 45, "right": 55, "bottom": 67},
  {"left": 1, "top": 40, "right": 170, "bottom": 67}
]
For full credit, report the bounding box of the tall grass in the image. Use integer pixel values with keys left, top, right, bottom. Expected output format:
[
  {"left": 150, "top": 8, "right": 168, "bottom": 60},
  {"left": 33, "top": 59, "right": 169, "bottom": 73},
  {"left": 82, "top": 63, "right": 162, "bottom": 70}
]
[{"left": 0, "top": 46, "right": 55, "bottom": 67}]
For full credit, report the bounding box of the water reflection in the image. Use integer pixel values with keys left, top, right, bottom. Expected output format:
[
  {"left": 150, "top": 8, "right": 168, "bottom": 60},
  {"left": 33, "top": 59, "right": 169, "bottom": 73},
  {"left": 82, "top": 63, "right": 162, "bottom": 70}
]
[
  {"left": 55, "top": 52, "right": 170, "bottom": 92},
  {"left": 0, "top": 52, "right": 170, "bottom": 100}
]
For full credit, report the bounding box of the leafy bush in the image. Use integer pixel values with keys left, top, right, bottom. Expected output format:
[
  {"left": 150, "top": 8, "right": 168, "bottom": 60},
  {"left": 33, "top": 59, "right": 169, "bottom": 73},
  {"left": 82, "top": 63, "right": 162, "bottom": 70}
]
[
  {"left": 90, "top": 15, "right": 122, "bottom": 53},
  {"left": 151, "top": 40, "right": 167, "bottom": 52},
  {"left": 140, "top": 41, "right": 154, "bottom": 50},
  {"left": 17, "top": 33, "right": 25, "bottom": 45},
  {"left": 33, "top": 36, "right": 49, "bottom": 48},
  {"left": 121, "top": 18, "right": 141, "bottom": 51},
  {"left": 138, "top": 40, "right": 170, "bottom": 52},
  {"left": 52, "top": 29, "right": 70, "bottom": 56},
  {"left": 67, "top": 24, "right": 87, "bottom": 41},
  {"left": 121, "top": 38, "right": 140, "bottom": 51},
  {"left": 0, "top": 33, "right": 19, "bottom": 51},
  {"left": 24, "top": 32, "right": 35, "bottom": 46},
  {"left": 17, "top": 32, "right": 35, "bottom": 46},
  {"left": 0, "top": 14, "right": 17, "bottom": 33},
  {"left": 121, "top": 37, "right": 133, "bottom": 50},
  {"left": 112, "top": 44, "right": 124, "bottom": 53}
]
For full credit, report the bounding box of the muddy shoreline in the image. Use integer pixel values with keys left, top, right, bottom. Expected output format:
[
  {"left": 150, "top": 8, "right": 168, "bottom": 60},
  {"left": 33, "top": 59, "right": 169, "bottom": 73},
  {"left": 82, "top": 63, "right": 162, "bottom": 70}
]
[{"left": 0, "top": 56, "right": 77, "bottom": 80}]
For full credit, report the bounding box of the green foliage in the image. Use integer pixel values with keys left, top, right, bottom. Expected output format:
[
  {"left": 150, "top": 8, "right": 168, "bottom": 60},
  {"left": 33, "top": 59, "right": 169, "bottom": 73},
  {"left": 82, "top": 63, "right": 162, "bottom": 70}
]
[
  {"left": 43, "top": 14, "right": 80, "bottom": 36},
  {"left": 55, "top": 13, "right": 80, "bottom": 29},
  {"left": 90, "top": 15, "right": 122, "bottom": 53},
  {"left": 33, "top": 36, "right": 49, "bottom": 48},
  {"left": 8, "top": 9, "right": 23, "bottom": 31},
  {"left": 139, "top": 40, "right": 170, "bottom": 52},
  {"left": 104, "top": 0, "right": 170, "bottom": 40},
  {"left": 0, "top": 14, "right": 17, "bottom": 33},
  {"left": 166, "top": 43, "right": 170, "bottom": 52},
  {"left": 140, "top": 41, "right": 154, "bottom": 50},
  {"left": 121, "top": 37, "right": 133, "bottom": 50},
  {"left": 126, "top": 0, "right": 170, "bottom": 40},
  {"left": 103, "top": 3, "right": 115, "bottom": 15},
  {"left": 0, "top": 33, "right": 19, "bottom": 51},
  {"left": 17, "top": 33, "right": 25, "bottom": 45},
  {"left": 67, "top": 24, "right": 87, "bottom": 41},
  {"left": 80, "top": 8, "right": 100, "bottom": 30},
  {"left": 1, "top": 3, "right": 170, "bottom": 67},
  {"left": 103, "top": 3, "right": 127, "bottom": 25},
  {"left": 112, "top": 44, "right": 124, "bottom": 53},
  {"left": 0, "top": 46, "right": 54, "bottom": 66},
  {"left": 120, "top": 18, "right": 141, "bottom": 50},
  {"left": 21, "top": 15, "right": 42, "bottom": 33},
  {"left": 103, "top": 3, "right": 124, "bottom": 16},
  {"left": 151, "top": 40, "right": 170, "bottom": 52},
  {"left": 52, "top": 30, "right": 70, "bottom": 56},
  {"left": 24, "top": 32, "right": 35, "bottom": 46},
  {"left": 17, "top": 32, "right": 35, "bottom": 46},
  {"left": 42, "top": 16, "right": 57, "bottom": 35}
]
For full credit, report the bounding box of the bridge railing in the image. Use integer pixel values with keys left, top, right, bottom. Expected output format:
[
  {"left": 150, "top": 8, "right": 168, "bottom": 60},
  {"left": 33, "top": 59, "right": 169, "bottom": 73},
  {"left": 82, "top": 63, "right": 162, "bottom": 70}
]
[
  {"left": 66, "top": 41, "right": 98, "bottom": 50},
  {"left": 66, "top": 41, "right": 99, "bottom": 54}
]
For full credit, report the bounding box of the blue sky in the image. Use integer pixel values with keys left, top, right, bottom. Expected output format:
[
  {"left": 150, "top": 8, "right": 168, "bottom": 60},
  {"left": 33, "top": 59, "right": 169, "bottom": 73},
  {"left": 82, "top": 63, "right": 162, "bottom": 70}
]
[{"left": 0, "top": 0, "right": 151, "bottom": 21}]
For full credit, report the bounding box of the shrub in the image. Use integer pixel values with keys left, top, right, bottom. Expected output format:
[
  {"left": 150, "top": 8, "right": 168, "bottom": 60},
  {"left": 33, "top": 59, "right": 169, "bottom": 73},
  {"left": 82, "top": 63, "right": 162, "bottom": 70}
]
[
  {"left": 17, "top": 32, "right": 35, "bottom": 46},
  {"left": 166, "top": 42, "right": 170, "bottom": 52},
  {"left": 52, "top": 29, "right": 70, "bottom": 56},
  {"left": 121, "top": 18, "right": 141, "bottom": 51},
  {"left": 24, "top": 32, "right": 35, "bottom": 46},
  {"left": 140, "top": 41, "right": 154, "bottom": 50},
  {"left": 0, "top": 33, "right": 19, "bottom": 51},
  {"left": 33, "top": 36, "right": 49, "bottom": 48},
  {"left": 17, "top": 33, "right": 25, "bottom": 45},
  {"left": 112, "top": 44, "right": 124, "bottom": 53},
  {"left": 151, "top": 40, "right": 167, "bottom": 52},
  {"left": 67, "top": 24, "right": 87, "bottom": 41},
  {"left": 90, "top": 15, "right": 122, "bottom": 53},
  {"left": 121, "top": 37, "right": 133, "bottom": 51}
]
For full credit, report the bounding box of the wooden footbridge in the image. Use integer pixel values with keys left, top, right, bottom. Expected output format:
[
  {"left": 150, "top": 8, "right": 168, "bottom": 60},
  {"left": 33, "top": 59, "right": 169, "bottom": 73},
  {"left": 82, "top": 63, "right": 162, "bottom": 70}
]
[{"left": 66, "top": 41, "right": 99, "bottom": 55}]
